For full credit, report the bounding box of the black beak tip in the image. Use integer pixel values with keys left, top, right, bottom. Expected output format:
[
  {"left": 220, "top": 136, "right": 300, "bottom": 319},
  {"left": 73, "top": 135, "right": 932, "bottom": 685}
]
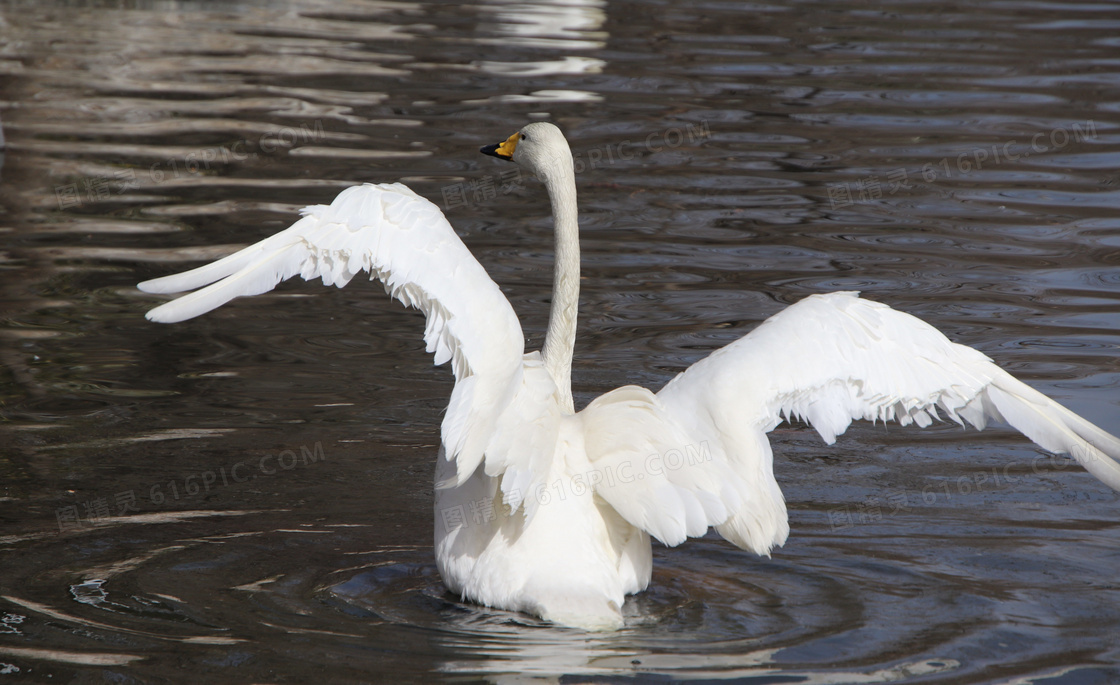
[{"left": 480, "top": 143, "right": 509, "bottom": 160}]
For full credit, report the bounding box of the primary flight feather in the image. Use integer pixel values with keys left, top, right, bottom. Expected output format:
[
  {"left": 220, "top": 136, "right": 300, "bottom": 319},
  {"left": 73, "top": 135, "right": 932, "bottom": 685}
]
[{"left": 139, "top": 122, "right": 1120, "bottom": 630}]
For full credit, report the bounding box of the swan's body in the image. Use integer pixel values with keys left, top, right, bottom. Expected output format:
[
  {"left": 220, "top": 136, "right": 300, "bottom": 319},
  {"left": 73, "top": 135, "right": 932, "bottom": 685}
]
[{"left": 139, "top": 123, "right": 1120, "bottom": 630}]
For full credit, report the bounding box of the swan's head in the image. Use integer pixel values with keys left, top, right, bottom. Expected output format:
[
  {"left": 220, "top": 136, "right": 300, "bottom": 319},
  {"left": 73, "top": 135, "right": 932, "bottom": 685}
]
[{"left": 480, "top": 122, "right": 573, "bottom": 182}]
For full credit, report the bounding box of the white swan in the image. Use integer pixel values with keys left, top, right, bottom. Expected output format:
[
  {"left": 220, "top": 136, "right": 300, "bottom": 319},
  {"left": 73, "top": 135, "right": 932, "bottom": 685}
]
[{"left": 138, "top": 122, "right": 1120, "bottom": 630}]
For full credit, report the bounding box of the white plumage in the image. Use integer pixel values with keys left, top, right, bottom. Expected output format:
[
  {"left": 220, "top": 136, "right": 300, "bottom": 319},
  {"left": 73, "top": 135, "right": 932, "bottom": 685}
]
[{"left": 139, "top": 122, "right": 1120, "bottom": 630}]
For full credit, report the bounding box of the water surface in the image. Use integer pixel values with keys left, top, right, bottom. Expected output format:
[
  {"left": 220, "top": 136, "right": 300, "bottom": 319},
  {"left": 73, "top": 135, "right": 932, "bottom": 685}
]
[{"left": 1, "top": 0, "right": 1120, "bottom": 681}]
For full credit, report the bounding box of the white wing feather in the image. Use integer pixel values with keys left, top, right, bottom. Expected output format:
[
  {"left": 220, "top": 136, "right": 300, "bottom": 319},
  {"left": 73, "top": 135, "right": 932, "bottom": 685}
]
[
  {"left": 579, "top": 385, "right": 748, "bottom": 547},
  {"left": 139, "top": 183, "right": 526, "bottom": 480},
  {"left": 614, "top": 291, "right": 1120, "bottom": 554}
]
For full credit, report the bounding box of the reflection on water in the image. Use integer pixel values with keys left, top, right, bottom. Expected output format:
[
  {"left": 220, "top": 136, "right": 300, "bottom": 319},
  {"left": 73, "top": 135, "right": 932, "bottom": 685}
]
[
  {"left": 480, "top": 0, "right": 607, "bottom": 49},
  {"left": 1, "top": 0, "right": 1120, "bottom": 681}
]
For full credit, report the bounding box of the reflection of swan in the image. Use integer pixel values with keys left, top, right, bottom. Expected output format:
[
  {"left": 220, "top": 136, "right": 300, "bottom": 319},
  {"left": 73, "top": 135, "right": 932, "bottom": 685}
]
[{"left": 139, "top": 122, "right": 1120, "bottom": 631}]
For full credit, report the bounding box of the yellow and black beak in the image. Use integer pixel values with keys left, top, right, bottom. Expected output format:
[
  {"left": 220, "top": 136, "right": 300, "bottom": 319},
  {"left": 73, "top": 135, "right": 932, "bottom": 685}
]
[{"left": 480, "top": 130, "right": 520, "bottom": 161}]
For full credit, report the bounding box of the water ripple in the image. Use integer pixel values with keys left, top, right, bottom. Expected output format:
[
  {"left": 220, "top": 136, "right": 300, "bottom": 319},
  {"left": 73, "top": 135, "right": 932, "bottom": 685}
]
[{"left": 2, "top": 0, "right": 1120, "bottom": 681}]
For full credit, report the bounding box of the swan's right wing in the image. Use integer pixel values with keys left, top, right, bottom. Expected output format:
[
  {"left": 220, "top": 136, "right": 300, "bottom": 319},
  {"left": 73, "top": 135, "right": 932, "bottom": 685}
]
[
  {"left": 647, "top": 291, "right": 1120, "bottom": 553},
  {"left": 139, "top": 183, "right": 525, "bottom": 478}
]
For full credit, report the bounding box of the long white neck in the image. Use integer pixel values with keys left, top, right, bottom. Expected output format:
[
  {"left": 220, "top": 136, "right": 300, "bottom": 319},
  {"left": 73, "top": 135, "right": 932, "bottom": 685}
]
[{"left": 539, "top": 161, "right": 579, "bottom": 413}]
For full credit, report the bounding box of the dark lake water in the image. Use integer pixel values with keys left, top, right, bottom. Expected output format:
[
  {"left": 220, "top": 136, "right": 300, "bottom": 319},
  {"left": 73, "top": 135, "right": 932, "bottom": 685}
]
[{"left": 2, "top": 0, "right": 1120, "bottom": 681}]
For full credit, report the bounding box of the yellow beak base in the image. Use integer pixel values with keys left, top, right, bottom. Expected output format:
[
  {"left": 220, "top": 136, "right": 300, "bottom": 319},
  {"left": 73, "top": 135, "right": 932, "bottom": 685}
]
[{"left": 480, "top": 131, "right": 520, "bottom": 161}]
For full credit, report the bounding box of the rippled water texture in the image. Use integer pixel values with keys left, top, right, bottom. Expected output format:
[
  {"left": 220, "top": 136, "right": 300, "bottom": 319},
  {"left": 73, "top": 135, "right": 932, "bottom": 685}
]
[{"left": 1, "top": 0, "right": 1120, "bottom": 681}]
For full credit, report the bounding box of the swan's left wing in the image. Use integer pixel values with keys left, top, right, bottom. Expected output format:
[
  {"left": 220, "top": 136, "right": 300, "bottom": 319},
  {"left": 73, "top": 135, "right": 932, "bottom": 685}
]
[
  {"left": 139, "top": 183, "right": 526, "bottom": 479},
  {"left": 645, "top": 291, "right": 1120, "bottom": 553}
]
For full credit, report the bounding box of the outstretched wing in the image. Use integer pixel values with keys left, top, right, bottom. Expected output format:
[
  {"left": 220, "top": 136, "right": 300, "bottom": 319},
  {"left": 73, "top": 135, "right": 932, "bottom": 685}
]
[
  {"left": 139, "top": 182, "right": 526, "bottom": 474},
  {"left": 636, "top": 291, "right": 1120, "bottom": 554}
]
